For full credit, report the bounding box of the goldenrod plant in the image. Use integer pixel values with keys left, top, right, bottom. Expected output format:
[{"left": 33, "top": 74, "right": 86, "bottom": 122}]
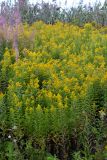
[{"left": 0, "top": 22, "right": 107, "bottom": 159}]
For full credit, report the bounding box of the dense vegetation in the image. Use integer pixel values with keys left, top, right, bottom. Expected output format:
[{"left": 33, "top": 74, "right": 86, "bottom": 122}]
[
  {"left": 0, "top": 21, "right": 107, "bottom": 160},
  {"left": 0, "top": 0, "right": 107, "bottom": 160}
]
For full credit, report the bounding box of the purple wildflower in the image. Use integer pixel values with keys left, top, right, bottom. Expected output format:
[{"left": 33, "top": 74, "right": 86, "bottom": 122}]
[
  {"left": 0, "top": 16, "right": 6, "bottom": 26},
  {"left": 0, "top": 0, "right": 22, "bottom": 61}
]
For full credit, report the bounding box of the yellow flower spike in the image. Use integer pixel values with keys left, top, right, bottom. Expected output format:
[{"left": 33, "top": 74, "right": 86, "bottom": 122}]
[
  {"left": 25, "top": 107, "right": 29, "bottom": 112},
  {"left": 58, "top": 102, "right": 64, "bottom": 109},
  {"left": 105, "top": 145, "right": 107, "bottom": 150},
  {"left": 15, "top": 71, "right": 21, "bottom": 77},
  {"left": 36, "top": 104, "right": 42, "bottom": 112},
  {"left": 64, "top": 104, "right": 68, "bottom": 109},
  {"left": 50, "top": 105, "right": 55, "bottom": 112},
  {"left": 71, "top": 91, "right": 77, "bottom": 100},
  {"left": 95, "top": 48, "right": 103, "bottom": 54},
  {"left": 16, "top": 82, "right": 22, "bottom": 87},
  {"left": 101, "top": 72, "right": 107, "bottom": 83},
  {"left": 0, "top": 92, "right": 4, "bottom": 98},
  {"left": 64, "top": 86, "right": 70, "bottom": 93},
  {"left": 48, "top": 91, "right": 53, "bottom": 98},
  {"left": 34, "top": 81, "right": 39, "bottom": 88},
  {"left": 25, "top": 98, "right": 30, "bottom": 106},
  {"left": 29, "top": 107, "right": 33, "bottom": 113},
  {"left": 57, "top": 93, "right": 62, "bottom": 102},
  {"left": 16, "top": 101, "right": 22, "bottom": 108},
  {"left": 80, "top": 90, "right": 86, "bottom": 98},
  {"left": 10, "top": 108, "right": 14, "bottom": 113},
  {"left": 80, "top": 74, "right": 85, "bottom": 80}
]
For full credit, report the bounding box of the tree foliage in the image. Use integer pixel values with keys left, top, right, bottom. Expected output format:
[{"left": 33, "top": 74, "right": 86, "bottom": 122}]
[{"left": 1, "top": 0, "right": 107, "bottom": 26}]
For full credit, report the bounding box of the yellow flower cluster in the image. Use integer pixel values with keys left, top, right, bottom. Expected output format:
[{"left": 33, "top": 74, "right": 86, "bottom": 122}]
[{"left": 2, "top": 22, "right": 106, "bottom": 114}]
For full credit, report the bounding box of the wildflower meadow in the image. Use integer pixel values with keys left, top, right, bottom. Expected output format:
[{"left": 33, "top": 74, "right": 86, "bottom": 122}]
[{"left": 0, "top": 0, "right": 107, "bottom": 160}]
